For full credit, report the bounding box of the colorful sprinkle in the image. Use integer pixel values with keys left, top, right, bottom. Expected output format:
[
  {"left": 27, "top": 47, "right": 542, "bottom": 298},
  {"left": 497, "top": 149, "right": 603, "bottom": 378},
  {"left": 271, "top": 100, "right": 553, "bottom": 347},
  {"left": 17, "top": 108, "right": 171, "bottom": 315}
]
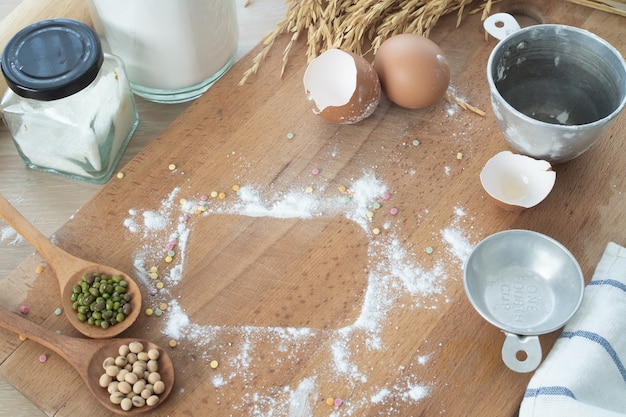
[
  {"left": 311, "top": 168, "right": 320, "bottom": 175},
  {"left": 456, "top": 152, "right": 463, "bottom": 160},
  {"left": 18, "top": 334, "right": 26, "bottom": 341},
  {"left": 35, "top": 266, "right": 44, "bottom": 274},
  {"left": 218, "top": 192, "right": 226, "bottom": 200},
  {"left": 154, "top": 308, "right": 163, "bottom": 317},
  {"left": 338, "top": 186, "right": 346, "bottom": 193},
  {"left": 39, "top": 354, "right": 47, "bottom": 363},
  {"left": 334, "top": 398, "right": 344, "bottom": 407},
  {"left": 116, "top": 171, "right": 124, "bottom": 179},
  {"left": 425, "top": 246, "right": 434, "bottom": 254},
  {"left": 149, "top": 288, "right": 158, "bottom": 296},
  {"left": 326, "top": 398, "right": 334, "bottom": 406},
  {"left": 169, "top": 339, "right": 177, "bottom": 348},
  {"left": 210, "top": 191, "right": 218, "bottom": 198},
  {"left": 156, "top": 282, "right": 164, "bottom": 289},
  {"left": 232, "top": 184, "right": 240, "bottom": 192},
  {"left": 145, "top": 308, "right": 154, "bottom": 316},
  {"left": 412, "top": 139, "right": 420, "bottom": 146},
  {"left": 18, "top": 305, "right": 29, "bottom": 314},
  {"left": 54, "top": 308, "right": 63, "bottom": 316},
  {"left": 168, "top": 164, "right": 177, "bottom": 171},
  {"left": 372, "top": 202, "right": 381, "bottom": 210},
  {"left": 366, "top": 211, "right": 374, "bottom": 219},
  {"left": 159, "top": 303, "right": 168, "bottom": 311},
  {"left": 286, "top": 132, "right": 295, "bottom": 139},
  {"left": 373, "top": 228, "right": 381, "bottom": 235},
  {"left": 382, "top": 192, "right": 391, "bottom": 200},
  {"left": 210, "top": 360, "right": 219, "bottom": 369},
  {"left": 390, "top": 207, "right": 398, "bottom": 215},
  {"left": 165, "top": 256, "right": 173, "bottom": 263},
  {"left": 305, "top": 186, "right": 313, "bottom": 194}
]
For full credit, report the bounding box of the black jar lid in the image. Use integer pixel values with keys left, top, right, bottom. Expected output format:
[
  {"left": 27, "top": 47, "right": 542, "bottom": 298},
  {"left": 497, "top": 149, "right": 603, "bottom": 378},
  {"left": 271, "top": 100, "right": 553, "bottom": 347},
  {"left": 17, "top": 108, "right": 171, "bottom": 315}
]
[{"left": 1, "top": 18, "right": 104, "bottom": 101}]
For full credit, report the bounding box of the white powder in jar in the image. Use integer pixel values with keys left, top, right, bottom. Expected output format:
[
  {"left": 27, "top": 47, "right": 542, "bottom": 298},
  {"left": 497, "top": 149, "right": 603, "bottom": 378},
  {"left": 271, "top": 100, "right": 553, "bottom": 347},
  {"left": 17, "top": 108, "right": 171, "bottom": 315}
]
[
  {"left": 1, "top": 56, "right": 138, "bottom": 180},
  {"left": 88, "top": 0, "right": 239, "bottom": 91}
]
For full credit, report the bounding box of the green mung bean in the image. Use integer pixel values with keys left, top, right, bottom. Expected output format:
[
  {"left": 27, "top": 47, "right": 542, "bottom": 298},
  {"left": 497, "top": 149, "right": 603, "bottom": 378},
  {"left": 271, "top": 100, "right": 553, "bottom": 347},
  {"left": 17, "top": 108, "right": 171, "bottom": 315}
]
[{"left": 70, "top": 272, "right": 133, "bottom": 328}]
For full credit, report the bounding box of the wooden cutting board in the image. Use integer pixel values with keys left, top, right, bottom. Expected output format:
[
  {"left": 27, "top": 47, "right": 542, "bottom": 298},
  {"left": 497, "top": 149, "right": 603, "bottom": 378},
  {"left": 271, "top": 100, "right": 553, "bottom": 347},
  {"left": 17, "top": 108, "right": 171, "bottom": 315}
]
[{"left": 1, "top": 1, "right": 625, "bottom": 416}]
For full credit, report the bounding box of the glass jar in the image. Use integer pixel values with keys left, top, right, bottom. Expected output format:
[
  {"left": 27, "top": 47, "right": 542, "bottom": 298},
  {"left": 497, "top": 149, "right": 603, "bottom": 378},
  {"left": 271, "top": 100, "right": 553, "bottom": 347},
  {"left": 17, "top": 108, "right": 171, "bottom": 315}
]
[
  {"left": 86, "top": 0, "right": 239, "bottom": 103},
  {"left": 0, "top": 19, "right": 139, "bottom": 184}
]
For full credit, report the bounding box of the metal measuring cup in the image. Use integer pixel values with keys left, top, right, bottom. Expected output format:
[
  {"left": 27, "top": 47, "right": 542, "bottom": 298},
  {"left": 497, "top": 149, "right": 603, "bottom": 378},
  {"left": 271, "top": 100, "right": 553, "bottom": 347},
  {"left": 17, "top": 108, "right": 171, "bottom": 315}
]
[
  {"left": 484, "top": 13, "right": 626, "bottom": 164},
  {"left": 463, "top": 230, "right": 585, "bottom": 372}
]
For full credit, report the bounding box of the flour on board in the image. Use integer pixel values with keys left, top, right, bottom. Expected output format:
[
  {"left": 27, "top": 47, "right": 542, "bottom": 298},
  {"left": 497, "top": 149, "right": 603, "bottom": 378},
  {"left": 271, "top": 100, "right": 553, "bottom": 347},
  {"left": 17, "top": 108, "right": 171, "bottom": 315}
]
[{"left": 123, "top": 172, "right": 475, "bottom": 416}]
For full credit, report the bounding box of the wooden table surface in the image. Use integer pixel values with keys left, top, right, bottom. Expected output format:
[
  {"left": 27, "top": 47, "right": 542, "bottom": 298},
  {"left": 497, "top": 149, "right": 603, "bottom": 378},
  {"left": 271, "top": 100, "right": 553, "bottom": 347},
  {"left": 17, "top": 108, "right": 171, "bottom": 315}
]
[
  {"left": 0, "top": 1, "right": 624, "bottom": 416},
  {"left": 0, "top": 1, "right": 286, "bottom": 415}
]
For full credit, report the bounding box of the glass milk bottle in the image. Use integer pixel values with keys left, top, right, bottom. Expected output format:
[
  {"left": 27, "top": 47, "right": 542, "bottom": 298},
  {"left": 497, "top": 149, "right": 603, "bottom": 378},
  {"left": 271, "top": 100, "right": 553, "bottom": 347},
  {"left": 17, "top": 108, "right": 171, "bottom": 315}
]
[{"left": 86, "top": 0, "right": 239, "bottom": 103}]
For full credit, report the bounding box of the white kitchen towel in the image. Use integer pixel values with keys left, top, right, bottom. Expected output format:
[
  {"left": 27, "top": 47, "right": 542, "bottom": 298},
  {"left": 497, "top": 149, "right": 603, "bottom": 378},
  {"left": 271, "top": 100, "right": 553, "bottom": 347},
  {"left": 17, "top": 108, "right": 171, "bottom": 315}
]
[{"left": 519, "top": 242, "right": 626, "bottom": 417}]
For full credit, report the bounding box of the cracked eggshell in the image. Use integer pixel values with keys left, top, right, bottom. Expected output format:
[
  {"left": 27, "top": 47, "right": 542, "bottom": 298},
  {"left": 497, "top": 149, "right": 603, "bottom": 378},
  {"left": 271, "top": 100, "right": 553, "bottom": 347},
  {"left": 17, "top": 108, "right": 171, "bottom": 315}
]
[
  {"left": 480, "top": 151, "right": 556, "bottom": 211},
  {"left": 303, "top": 49, "right": 381, "bottom": 124},
  {"left": 373, "top": 33, "right": 450, "bottom": 109}
]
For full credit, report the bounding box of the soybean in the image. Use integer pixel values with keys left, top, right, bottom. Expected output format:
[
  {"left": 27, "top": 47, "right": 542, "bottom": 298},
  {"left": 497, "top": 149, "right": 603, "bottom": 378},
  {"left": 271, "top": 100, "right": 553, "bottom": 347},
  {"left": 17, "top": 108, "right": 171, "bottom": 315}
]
[
  {"left": 120, "top": 398, "right": 133, "bottom": 411},
  {"left": 132, "top": 396, "right": 146, "bottom": 407},
  {"left": 117, "top": 381, "right": 132, "bottom": 395},
  {"left": 110, "top": 392, "right": 125, "bottom": 405},
  {"left": 99, "top": 374, "right": 112, "bottom": 388},
  {"left": 146, "top": 395, "right": 160, "bottom": 406},
  {"left": 105, "top": 365, "right": 120, "bottom": 377},
  {"left": 128, "top": 341, "right": 143, "bottom": 353},
  {"left": 100, "top": 341, "right": 165, "bottom": 411},
  {"left": 114, "top": 356, "right": 128, "bottom": 367},
  {"left": 152, "top": 380, "right": 165, "bottom": 395}
]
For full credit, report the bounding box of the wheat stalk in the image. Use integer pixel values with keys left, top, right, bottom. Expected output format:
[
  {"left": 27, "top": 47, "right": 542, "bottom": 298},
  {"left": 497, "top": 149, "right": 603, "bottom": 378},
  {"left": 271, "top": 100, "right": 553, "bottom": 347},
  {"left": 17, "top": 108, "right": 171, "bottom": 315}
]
[{"left": 239, "top": 0, "right": 493, "bottom": 116}]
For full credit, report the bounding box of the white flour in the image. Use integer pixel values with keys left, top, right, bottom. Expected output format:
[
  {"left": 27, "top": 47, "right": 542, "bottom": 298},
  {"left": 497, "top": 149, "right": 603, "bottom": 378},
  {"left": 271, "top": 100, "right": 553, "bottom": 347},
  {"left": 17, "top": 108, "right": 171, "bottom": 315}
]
[
  {"left": 123, "top": 172, "right": 476, "bottom": 416},
  {"left": 0, "top": 227, "right": 22, "bottom": 245},
  {"left": 1, "top": 59, "right": 137, "bottom": 179}
]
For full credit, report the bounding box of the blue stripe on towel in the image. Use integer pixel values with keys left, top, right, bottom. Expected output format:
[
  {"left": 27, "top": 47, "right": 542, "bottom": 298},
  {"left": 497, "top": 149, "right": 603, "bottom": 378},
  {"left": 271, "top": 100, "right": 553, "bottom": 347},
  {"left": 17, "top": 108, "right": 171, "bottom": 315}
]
[
  {"left": 560, "top": 330, "right": 626, "bottom": 383},
  {"left": 524, "top": 386, "right": 576, "bottom": 399},
  {"left": 588, "top": 279, "right": 626, "bottom": 294}
]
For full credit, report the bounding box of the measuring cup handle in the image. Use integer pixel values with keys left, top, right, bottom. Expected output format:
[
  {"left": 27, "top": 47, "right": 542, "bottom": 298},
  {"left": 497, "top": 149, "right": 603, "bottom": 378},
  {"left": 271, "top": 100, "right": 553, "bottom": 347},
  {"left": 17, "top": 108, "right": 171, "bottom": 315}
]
[
  {"left": 501, "top": 332, "right": 542, "bottom": 373},
  {"left": 484, "top": 13, "right": 522, "bottom": 40}
]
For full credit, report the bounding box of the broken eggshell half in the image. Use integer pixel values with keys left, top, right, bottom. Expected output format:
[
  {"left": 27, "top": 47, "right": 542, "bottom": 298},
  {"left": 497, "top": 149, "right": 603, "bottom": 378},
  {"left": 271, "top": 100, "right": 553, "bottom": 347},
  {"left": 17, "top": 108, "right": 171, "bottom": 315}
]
[
  {"left": 480, "top": 151, "right": 556, "bottom": 211},
  {"left": 303, "top": 49, "right": 381, "bottom": 124}
]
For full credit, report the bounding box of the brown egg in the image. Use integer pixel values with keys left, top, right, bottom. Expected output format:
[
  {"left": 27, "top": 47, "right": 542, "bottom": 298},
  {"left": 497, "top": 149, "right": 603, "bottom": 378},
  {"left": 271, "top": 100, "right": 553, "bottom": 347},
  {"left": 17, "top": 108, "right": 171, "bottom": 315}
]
[
  {"left": 373, "top": 33, "right": 450, "bottom": 109},
  {"left": 303, "top": 49, "right": 381, "bottom": 124}
]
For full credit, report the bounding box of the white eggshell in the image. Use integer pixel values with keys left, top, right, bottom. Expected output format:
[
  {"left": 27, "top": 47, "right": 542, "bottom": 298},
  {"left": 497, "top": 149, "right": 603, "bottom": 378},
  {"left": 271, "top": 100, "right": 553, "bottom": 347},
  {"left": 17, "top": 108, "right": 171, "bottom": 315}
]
[
  {"left": 480, "top": 151, "right": 556, "bottom": 210},
  {"left": 303, "top": 49, "right": 381, "bottom": 124}
]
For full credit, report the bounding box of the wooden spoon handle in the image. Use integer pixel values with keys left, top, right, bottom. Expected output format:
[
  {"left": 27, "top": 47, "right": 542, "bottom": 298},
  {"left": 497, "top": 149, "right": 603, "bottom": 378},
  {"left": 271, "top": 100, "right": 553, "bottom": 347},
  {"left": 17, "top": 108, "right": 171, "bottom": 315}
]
[
  {"left": 0, "top": 305, "right": 100, "bottom": 387},
  {"left": 0, "top": 306, "right": 82, "bottom": 362},
  {"left": 0, "top": 193, "right": 77, "bottom": 273}
]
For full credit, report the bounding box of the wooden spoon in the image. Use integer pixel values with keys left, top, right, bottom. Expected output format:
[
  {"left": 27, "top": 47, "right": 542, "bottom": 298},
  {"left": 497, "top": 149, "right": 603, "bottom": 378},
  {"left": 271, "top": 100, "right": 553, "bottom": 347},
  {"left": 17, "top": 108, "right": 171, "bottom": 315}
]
[
  {"left": 0, "top": 306, "right": 174, "bottom": 414},
  {"left": 0, "top": 194, "right": 141, "bottom": 338}
]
